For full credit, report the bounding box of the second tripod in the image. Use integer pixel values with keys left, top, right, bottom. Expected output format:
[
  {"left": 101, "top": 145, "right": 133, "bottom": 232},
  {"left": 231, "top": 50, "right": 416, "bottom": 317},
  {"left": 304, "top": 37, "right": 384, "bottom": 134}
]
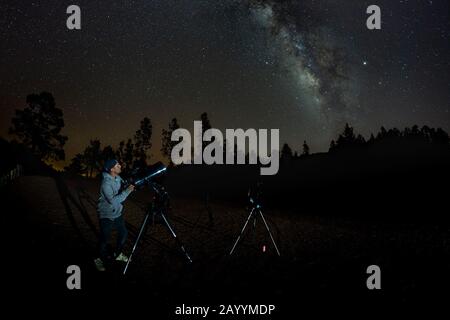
[{"left": 229, "top": 186, "right": 281, "bottom": 256}]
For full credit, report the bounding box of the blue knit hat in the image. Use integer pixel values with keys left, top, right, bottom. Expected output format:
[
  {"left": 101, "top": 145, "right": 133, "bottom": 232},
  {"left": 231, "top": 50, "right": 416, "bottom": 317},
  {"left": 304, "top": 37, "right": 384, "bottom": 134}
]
[{"left": 104, "top": 159, "right": 118, "bottom": 172}]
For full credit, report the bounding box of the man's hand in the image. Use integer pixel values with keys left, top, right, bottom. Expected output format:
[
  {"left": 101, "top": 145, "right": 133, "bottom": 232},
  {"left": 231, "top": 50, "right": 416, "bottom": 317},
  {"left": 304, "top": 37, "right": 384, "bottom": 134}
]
[{"left": 127, "top": 184, "right": 135, "bottom": 192}]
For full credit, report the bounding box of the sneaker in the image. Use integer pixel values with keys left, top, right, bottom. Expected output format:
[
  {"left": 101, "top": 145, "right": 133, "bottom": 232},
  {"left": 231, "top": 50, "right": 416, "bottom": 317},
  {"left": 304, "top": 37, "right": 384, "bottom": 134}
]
[
  {"left": 94, "top": 258, "right": 106, "bottom": 271},
  {"left": 115, "top": 252, "right": 128, "bottom": 262}
]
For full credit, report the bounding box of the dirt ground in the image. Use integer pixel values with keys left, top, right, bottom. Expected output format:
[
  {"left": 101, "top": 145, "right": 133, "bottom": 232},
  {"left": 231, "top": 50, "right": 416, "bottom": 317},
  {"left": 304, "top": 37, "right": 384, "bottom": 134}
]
[{"left": 3, "top": 174, "right": 449, "bottom": 316}]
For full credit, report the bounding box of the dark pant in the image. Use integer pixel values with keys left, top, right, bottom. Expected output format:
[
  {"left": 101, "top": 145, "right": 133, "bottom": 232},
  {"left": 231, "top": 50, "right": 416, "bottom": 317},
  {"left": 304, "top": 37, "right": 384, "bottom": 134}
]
[{"left": 99, "top": 215, "right": 128, "bottom": 261}]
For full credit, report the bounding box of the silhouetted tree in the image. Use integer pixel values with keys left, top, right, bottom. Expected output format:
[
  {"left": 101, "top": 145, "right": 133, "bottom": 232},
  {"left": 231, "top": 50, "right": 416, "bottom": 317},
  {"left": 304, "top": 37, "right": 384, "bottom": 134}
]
[
  {"left": 377, "top": 126, "right": 388, "bottom": 140},
  {"left": 9, "top": 92, "right": 68, "bottom": 161},
  {"left": 123, "top": 139, "right": 134, "bottom": 172},
  {"left": 329, "top": 124, "right": 449, "bottom": 155},
  {"left": 403, "top": 127, "right": 411, "bottom": 137},
  {"left": 66, "top": 139, "right": 105, "bottom": 177},
  {"left": 133, "top": 117, "right": 152, "bottom": 168},
  {"left": 411, "top": 125, "right": 420, "bottom": 136},
  {"left": 387, "top": 128, "right": 401, "bottom": 138},
  {"left": 200, "top": 112, "right": 212, "bottom": 131},
  {"left": 356, "top": 134, "right": 366, "bottom": 145},
  {"left": 116, "top": 140, "right": 125, "bottom": 164},
  {"left": 161, "top": 118, "right": 180, "bottom": 165},
  {"left": 432, "top": 128, "right": 450, "bottom": 144},
  {"left": 281, "top": 143, "right": 293, "bottom": 160},
  {"left": 65, "top": 153, "right": 86, "bottom": 176},
  {"left": 332, "top": 123, "right": 366, "bottom": 150},
  {"left": 329, "top": 140, "right": 336, "bottom": 151},
  {"left": 336, "top": 123, "right": 356, "bottom": 147},
  {"left": 83, "top": 139, "right": 101, "bottom": 178},
  {"left": 302, "top": 140, "right": 310, "bottom": 156},
  {"left": 200, "top": 112, "right": 212, "bottom": 152}
]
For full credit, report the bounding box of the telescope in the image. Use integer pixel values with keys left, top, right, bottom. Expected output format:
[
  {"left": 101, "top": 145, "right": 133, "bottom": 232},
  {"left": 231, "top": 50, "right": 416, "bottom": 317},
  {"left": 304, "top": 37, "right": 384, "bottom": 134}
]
[
  {"left": 122, "top": 161, "right": 192, "bottom": 275},
  {"left": 124, "top": 161, "right": 167, "bottom": 188}
]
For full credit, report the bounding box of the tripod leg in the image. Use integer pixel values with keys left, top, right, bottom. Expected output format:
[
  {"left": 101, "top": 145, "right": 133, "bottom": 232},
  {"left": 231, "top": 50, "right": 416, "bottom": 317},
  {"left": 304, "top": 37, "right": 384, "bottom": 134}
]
[
  {"left": 160, "top": 211, "right": 193, "bottom": 263},
  {"left": 229, "top": 208, "right": 255, "bottom": 255},
  {"left": 123, "top": 212, "right": 151, "bottom": 275},
  {"left": 258, "top": 209, "right": 281, "bottom": 256}
]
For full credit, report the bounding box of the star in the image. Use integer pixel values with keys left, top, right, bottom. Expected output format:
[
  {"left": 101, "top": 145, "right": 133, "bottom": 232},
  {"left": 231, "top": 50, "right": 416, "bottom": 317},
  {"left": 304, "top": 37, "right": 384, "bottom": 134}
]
[{"left": 0, "top": 0, "right": 448, "bottom": 164}]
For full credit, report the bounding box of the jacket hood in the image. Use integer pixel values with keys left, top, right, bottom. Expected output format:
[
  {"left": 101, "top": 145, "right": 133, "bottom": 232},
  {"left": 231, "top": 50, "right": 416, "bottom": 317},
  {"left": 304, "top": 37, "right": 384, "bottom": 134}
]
[
  {"left": 102, "top": 172, "right": 115, "bottom": 180},
  {"left": 102, "top": 172, "right": 123, "bottom": 182}
]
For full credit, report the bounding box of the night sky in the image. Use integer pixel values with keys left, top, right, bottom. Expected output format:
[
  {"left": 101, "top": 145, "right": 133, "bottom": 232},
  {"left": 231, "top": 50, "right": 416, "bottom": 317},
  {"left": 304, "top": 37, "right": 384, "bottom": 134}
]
[{"left": 1, "top": 0, "right": 449, "bottom": 165}]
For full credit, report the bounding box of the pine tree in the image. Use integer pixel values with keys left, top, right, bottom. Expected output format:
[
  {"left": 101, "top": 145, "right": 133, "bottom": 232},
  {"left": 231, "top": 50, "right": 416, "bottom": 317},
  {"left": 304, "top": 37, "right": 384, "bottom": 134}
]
[
  {"left": 123, "top": 139, "right": 134, "bottom": 172},
  {"left": 9, "top": 92, "right": 68, "bottom": 161},
  {"left": 83, "top": 139, "right": 101, "bottom": 177},
  {"left": 161, "top": 118, "right": 180, "bottom": 165},
  {"left": 200, "top": 112, "right": 212, "bottom": 152},
  {"left": 65, "top": 153, "right": 86, "bottom": 176},
  {"left": 302, "top": 140, "right": 310, "bottom": 156},
  {"left": 134, "top": 117, "right": 152, "bottom": 168},
  {"left": 281, "top": 143, "right": 293, "bottom": 159},
  {"left": 329, "top": 140, "right": 336, "bottom": 151}
]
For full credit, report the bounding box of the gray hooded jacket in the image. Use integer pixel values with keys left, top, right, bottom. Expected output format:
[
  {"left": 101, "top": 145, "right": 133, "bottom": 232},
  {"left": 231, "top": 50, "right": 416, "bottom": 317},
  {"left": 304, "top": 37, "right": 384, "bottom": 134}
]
[{"left": 97, "top": 172, "right": 132, "bottom": 220}]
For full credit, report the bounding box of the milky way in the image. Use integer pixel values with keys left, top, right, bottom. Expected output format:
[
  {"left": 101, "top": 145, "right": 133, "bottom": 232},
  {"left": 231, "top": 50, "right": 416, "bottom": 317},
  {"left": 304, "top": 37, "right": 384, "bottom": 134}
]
[
  {"left": 249, "top": 0, "right": 359, "bottom": 131},
  {"left": 0, "top": 0, "right": 448, "bottom": 164}
]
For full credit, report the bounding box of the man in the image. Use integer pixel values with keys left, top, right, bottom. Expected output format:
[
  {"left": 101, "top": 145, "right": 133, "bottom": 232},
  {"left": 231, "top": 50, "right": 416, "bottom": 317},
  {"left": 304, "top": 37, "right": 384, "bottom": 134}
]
[{"left": 94, "top": 159, "right": 135, "bottom": 272}]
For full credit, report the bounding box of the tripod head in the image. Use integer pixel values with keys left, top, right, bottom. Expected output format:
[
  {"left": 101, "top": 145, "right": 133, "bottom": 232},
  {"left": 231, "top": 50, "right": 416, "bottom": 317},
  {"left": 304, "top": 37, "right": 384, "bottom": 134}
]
[
  {"left": 149, "top": 181, "right": 170, "bottom": 209},
  {"left": 123, "top": 162, "right": 170, "bottom": 213},
  {"left": 248, "top": 181, "right": 263, "bottom": 209}
]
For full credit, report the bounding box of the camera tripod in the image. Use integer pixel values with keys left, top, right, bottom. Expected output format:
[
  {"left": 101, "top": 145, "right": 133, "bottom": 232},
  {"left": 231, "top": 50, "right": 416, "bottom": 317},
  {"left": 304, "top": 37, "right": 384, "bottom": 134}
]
[
  {"left": 123, "top": 182, "right": 192, "bottom": 275},
  {"left": 229, "top": 191, "right": 280, "bottom": 256}
]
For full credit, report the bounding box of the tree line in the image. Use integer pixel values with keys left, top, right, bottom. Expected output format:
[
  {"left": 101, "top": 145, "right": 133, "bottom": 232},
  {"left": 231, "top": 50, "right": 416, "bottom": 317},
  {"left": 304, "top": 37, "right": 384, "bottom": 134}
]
[
  {"left": 280, "top": 123, "right": 449, "bottom": 160},
  {"left": 7, "top": 92, "right": 450, "bottom": 177}
]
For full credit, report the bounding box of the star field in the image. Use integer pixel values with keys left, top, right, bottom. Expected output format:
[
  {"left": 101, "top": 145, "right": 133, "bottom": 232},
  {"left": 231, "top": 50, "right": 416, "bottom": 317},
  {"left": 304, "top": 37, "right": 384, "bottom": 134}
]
[{"left": 0, "top": 0, "right": 449, "bottom": 165}]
